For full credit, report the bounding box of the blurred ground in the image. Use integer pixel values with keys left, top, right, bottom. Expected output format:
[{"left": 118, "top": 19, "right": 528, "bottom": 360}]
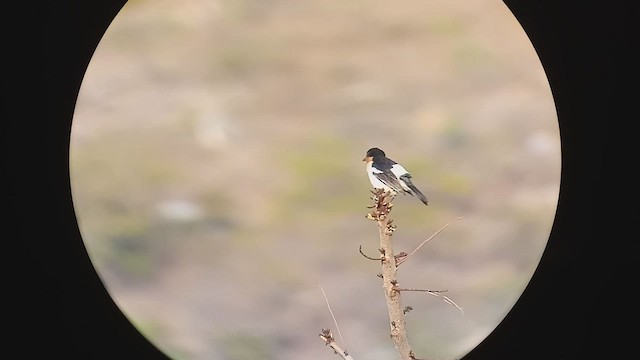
[{"left": 70, "top": 0, "right": 560, "bottom": 359}]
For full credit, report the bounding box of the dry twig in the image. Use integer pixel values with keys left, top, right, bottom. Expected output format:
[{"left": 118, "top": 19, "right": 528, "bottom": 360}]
[
  {"left": 396, "top": 220, "right": 457, "bottom": 266},
  {"left": 358, "top": 245, "right": 383, "bottom": 261},
  {"left": 319, "top": 329, "right": 355, "bottom": 360},
  {"left": 395, "top": 288, "right": 464, "bottom": 316},
  {"left": 319, "top": 285, "right": 345, "bottom": 344}
]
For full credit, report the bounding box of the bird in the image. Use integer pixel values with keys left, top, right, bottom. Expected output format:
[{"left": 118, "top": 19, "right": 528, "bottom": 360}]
[{"left": 363, "top": 147, "right": 429, "bottom": 205}]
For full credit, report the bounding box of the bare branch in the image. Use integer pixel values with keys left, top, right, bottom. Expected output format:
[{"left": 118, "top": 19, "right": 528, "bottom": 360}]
[
  {"left": 395, "top": 287, "right": 448, "bottom": 294},
  {"left": 394, "top": 251, "right": 408, "bottom": 261},
  {"left": 396, "top": 287, "right": 464, "bottom": 316},
  {"left": 327, "top": 191, "right": 463, "bottom": 359},
  {"left": 319, "top": 329, "right": 355, "bottom": 360},
  {"left": 368, "top": 190, "right": 414, "bottom": 359},
  {"left": 359, "top": 245, "right": 383, "bottom": 261},
  {"left": 319, "top": 285, "right": 345, "bottom": 344},
  {"left": 396, "top": 217, "right": 463, "bottom": 266}
]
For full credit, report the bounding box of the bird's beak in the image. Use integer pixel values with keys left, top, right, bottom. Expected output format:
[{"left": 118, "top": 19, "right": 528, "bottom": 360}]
[{"left": 363, "top": 156, "right": 372, "bottom": 162}]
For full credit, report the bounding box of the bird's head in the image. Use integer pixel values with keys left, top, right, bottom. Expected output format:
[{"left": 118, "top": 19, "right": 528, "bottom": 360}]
[{"left": 363, "top": 147, "right": 385, "bottom": 162}]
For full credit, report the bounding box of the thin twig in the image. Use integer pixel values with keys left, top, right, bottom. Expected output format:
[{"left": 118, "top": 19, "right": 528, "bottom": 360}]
[
  {"left": 319, "top": 285, "right": 345, "bottom": 344},
  {"left": 359, "top": 245, "right": 382, "bottom": 261},
  {"left": 396, "top": 287, "right": 464, "bottom": 316},
  {"left": 442, "top": 295, "right": 465, "bottom": 316},
  {"left": 396, "top": 288, "right": 448, "bottom": 294},
  {"left": 396, "top": 218, "right": 463, "bottom": 266},
  {"left": 319, "top": 329, "right": 355, "bottom": 360}
]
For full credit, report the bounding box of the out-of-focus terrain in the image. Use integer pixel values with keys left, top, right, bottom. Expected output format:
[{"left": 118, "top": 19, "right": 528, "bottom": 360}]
[{"left": 70, "top": 0, "right": 560, "bottom": 359}]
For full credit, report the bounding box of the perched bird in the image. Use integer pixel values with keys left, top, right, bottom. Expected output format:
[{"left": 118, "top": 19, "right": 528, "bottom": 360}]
[{"left": 363, "top": 147, "right": 429, "bottom": 205}]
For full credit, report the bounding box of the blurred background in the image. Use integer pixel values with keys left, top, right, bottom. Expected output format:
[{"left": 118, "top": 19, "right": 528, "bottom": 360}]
[{"left": 70, "top": 0, "right": 559, "bottom": 359}]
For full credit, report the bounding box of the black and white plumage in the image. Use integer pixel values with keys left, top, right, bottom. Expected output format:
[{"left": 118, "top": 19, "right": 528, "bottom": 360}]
[{"left": 363, "top": 147, "right": 429, "bottom": 205}]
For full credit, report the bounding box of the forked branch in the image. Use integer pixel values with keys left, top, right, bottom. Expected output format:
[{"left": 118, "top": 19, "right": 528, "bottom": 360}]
[
  {"left": 395, "top": 287, "right": 464, "bottom": 316},
  {"left": 318, "top": 189, "right": 462, "bottom": 359}
]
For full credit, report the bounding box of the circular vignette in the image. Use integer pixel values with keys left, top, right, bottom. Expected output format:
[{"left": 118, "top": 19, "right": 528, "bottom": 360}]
[{"left": 66, "top": 1, "right": 564, "bottom": 360}]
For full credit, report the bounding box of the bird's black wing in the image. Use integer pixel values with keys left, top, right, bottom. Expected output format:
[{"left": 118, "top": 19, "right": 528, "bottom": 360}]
[
  {"left": 374, "top": 170, "right": 407, "bottom": 193},
  {"left": 372, "top": 157, "right": 410, "bottom": 193}
]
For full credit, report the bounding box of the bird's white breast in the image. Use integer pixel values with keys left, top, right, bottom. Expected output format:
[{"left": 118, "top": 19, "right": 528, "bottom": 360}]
[{"left": 366, "top": 161, "right": 392, "bottom": 191}]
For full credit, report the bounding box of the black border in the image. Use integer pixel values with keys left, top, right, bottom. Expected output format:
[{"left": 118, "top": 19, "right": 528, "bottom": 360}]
[
  {"left": 12, "top": 0, "right": 634, "bottom": 358},
  {"left": 467, "top": 1, "right": 636, "bottom": 359}
]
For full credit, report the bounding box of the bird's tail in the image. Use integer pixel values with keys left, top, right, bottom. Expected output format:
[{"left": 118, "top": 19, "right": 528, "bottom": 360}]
[
  {"left": 401, "top": 176, "right": 428, "bottom": 206},
  {"left": 409, "top": 185, "right": 429, "bottom": 205}
]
